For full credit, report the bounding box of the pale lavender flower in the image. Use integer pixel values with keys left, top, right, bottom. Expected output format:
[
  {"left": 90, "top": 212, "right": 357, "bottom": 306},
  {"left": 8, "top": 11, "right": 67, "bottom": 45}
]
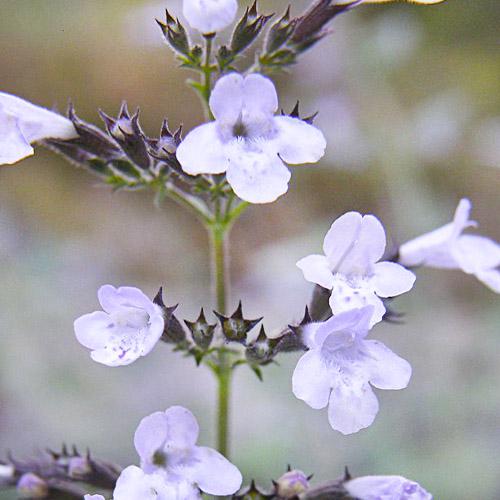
[
  {"left": 183, "top": 0, "right": 238, "bottom": 34},
  {"left": 399, "top": 198, "right": 500, "bottom": 293},
  {"left": 176, "top": 73, "right": 326, "bottom": 203},
  {"left": 0, "top": 92, "right": 77, "bottom": 165},
  {"left": 133, "top": 406, "right": 242, "bottom": 497},
  {"left": 345, "top": 475, "right": 432, "bottom": 500},
  {"left": 113, "top": 466, "right": 199, "bottom": 500},
  {"left": 292, "top": 306, "right": 411, "bottom": 434},
  {"left": 84, "top": 496, "right": 106, "bottom": 500},
  {"left": 74, "top": 285, "right": 165, "bottom": 367},
  {"left": 297, "top": 212, "right": 416, "bottom": 327}
]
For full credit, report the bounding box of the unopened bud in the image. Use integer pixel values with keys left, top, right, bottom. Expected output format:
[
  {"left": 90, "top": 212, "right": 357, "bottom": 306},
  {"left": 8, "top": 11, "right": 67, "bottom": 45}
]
[
  {"left": 275, "top": 469, "right": 310, "bottom": 498},
  {"left": 17, "top": 473, "right": 49, "bottom": 499},
  {"left": 68, "top": 456, "right": 92, "bottom": 479}
]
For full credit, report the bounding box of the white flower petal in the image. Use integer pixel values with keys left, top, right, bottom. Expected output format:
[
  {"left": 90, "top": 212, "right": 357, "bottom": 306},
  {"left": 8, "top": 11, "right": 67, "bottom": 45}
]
[
  {"left": 345, "top": 475, "right": 433, "bottom": 500},
  {"left": 399, "top": 199, "right": 475, "bottom": 269},
  {"left": 329, "top": 280, "right": 386, "bottom": 327},
  {"left": 97, "top": 285, "right": 154, "bottom": 315},
  {"left": 84, "top": 495, "right": 105, "bottom": 500},
  {"left": 323, "top": 211, "right": 363, "bottom": 270},
  {"left": 362, "top": 339, "right": 412, "bottom": 390},
  {"left": 292, "top": 350, "right": 331, "bottom": 410},
  {"left": 272, "top": 116, "right": 326, "bottom": 165},
  {"left": 475, "top": 269, "right": 500, "bottom": 293},
  {"left": 453, "top": 235, "right": 500, "bottom": 274},
  {"left": 74, "top": 311, "right": 113, "bottom": 350},
  {"left": 163, "top": 406, "right": 200, "bottom": 450},
  {"left": 134, "top": 412, "right": 169, "bottom": 466},
  {"left": 189, "top": 446, "right": 242, "bottom": 496},
  {"left": 372, "top": 261, "right": 416, "bottom": 298},
  {"left": 314, "top": 306, "right": 374, "bottom": 348},
  {"left": 296, "top": 254, "right": 334, "bottom": 289},
  {"left": 141, "top": 315, "right": 165, "bottom": 356},
  {"left": 242, "top": 74, "right": 278, "bottom": 117},
  {"left": 226, "top": 147, "right": 291, "bottom": 203},
  {"left": 452, "top": 198, "right": 473, "bottom": 237},
  {"left": 398, "top": 223, "right": 458, "bottom": 268},
  {"left": 0, "top": 93, "right": 77, "bottom": 165},
  {"left": 182, "top": 0, "right": 238, "bottom": 34},
  {"left": 337, "top": 214, "right": 386, "bottom": 274},
  {"left": 113, "top": 466, "right": 186, "bottom": 500},
  {"left": 89, "top": 348, "right": 137, "bottom": 367},
  {"left": 0, "top": 108, "right": 34, "bottom": 164},
  {"left": 328, "top": 381, "right": 379, "bottom": 435},
  {"left": 0, "top": 92, "right": 76, "bottom": 142},
  {"left": 176, "top": 122, "right": 228, "bottom": 175},
  {"left": 209, "top": 73, "right": 244, "bottom": 125}
]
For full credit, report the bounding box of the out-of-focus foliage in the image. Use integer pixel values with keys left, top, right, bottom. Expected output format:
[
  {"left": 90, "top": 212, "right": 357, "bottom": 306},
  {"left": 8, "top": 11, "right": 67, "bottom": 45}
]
[{"left": 0, "top": 1, "right": 498, "bottom": 499}]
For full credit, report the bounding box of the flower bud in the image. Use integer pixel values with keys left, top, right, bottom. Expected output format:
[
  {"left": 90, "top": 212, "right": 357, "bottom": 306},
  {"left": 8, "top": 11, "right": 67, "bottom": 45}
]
[
  {"left": 275, "top": 469, "right": 310, "bottom": 498},
  {"left": 68, "top": 456, "right": 92, "bottom": 480},
  {"left": 17, "top": 473, "right": 49, "bottom": 499}
]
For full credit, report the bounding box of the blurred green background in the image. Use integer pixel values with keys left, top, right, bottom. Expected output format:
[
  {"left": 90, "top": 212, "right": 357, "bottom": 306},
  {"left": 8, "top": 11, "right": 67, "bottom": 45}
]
[{"left": 0, "top": 0, "right": 499, "bottom": 499}]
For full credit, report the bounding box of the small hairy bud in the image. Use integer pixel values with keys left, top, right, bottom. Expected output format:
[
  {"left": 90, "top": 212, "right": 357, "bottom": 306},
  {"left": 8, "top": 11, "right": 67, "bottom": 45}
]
[
  {"left": 68, "top": 456, "right": 92, "bottom": 480},
  {"left": 17, "top": 473, "right": 49, "bottom": 499},
  {"left": 275, "top": 469, "right": 310, "bottom": 498}
]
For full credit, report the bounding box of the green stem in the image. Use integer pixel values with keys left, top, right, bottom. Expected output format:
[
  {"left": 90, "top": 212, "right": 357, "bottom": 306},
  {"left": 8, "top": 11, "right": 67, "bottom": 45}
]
[
  {"left": 201, "top": 34, "right": 215, "bottom": 121},
  {"left": 216, "top": 363, "right": 231, "bottom": 458},
  {"left": 165, "top": 182, "right": 212, "bottom": 224},
  {"left": 209, "top": 220, "right": 232, "bottom": 458}
]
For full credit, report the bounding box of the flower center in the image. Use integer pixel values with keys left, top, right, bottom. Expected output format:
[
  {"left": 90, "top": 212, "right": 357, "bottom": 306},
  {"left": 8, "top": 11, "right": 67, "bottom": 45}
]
[{"left": 152, "top": 450, "right": 167, "bottom": 468}]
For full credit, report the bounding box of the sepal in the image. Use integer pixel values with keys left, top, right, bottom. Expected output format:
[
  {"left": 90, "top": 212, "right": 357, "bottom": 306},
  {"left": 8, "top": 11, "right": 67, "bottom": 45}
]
[
  {"left": 154, "top": 287, "right": 187, "bottom": 344},
  {"left": 99, "top": 104, "right": 151, "bottom": 170},
  {"left": 156, "top": 10, "right": 191, "bottom": 57},
  {"left": 185, "top": 308, "right": 217, "bottom": 349},
  {"left": 214, "top": 301, "right": 262, "bottom": 344},
  {"left": 245, "top": 326, "right": 274, "bottom": 365},
  {"left": 265, "top": 7, "right": 298, "bottom": 54},
  {"left": 290, "top": 1, "right": 357, "bottom": 53},
  {"left": 230, "top": 2, "right": 273, "bottom": 55}
]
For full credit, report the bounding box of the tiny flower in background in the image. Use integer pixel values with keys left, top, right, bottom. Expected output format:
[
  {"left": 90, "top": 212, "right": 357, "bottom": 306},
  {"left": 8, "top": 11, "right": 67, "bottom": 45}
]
[
  {"left": 399, "top": 198, "right": 500, "bottom": 293},
  {"left": 345, "top": 475, "right": 433, "bottom": 500},
  {"left": 133, "top": 405, "right": 242, "bottom": 497},
  {"left": 0, "top": 92, "right": 77, "bottom": 165},
  {"left": 292, "top": 306, "right": 411, "bottom": 434},
  {"left": 176, "top": 73, "right": 326, "bottom": 203},
  {"left": 297, "top": 211, "right": 416, "bottom": 327},
  {"left": 183, "top": 0, "right": 238, "bottom": 34},
  {"left": 74, "top": 285, "right": 165, "bottom": 367}
]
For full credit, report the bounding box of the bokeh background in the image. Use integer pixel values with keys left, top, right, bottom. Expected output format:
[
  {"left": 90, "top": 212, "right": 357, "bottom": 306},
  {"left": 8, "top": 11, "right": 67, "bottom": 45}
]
[{"left": 1, "top": 0, "right": 499, "bottom": 498}]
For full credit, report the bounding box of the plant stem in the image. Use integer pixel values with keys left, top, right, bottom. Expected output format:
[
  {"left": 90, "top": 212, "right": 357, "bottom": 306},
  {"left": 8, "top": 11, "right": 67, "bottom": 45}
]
[
  {"left": 209, "top": 216, "right": 232, "bottom": 458},
  {"left": 201, "top": 34, "right": 215, "bottom": 121}
]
